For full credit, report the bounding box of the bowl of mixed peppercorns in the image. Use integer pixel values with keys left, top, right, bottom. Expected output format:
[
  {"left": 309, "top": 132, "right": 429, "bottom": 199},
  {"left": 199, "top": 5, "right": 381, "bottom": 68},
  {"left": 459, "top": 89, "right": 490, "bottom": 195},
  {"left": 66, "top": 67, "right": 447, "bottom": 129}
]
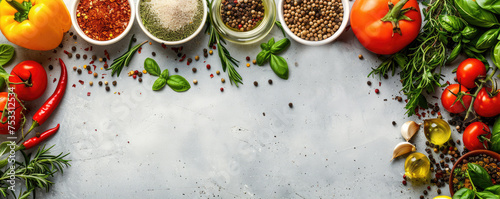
[
  {"left": 212, "top": 0, "right": 277, "bottom": 44},
  {"left": 278, "top": 0, "right": 350, "bottom": 46},
  {"left": 449, "top": 150, "right": 500, "bottom": 196}
]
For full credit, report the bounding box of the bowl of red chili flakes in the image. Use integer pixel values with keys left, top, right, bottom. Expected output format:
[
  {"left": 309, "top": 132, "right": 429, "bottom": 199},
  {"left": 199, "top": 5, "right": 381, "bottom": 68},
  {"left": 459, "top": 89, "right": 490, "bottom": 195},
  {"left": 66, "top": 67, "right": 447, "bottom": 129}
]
[{"left": 71, "top": 0, "right": 135, "bottom": 45}]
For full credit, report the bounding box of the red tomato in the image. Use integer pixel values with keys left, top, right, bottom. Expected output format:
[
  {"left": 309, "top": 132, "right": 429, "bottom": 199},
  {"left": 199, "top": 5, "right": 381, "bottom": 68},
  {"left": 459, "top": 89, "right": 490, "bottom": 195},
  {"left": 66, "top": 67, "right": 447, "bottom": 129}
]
[
  {"left": 463, "top": 122, "right": 491, "bottom": 151},
  {"left": 456, "top": 58, "right": 486, "bottom": 89},
  {"left": 473, "top": 88, "right": 500, "bottom": 118},
  {"left": 350, "top": 0, "right": 422, "bottom": 55},
  {"left": 0, "top": 92, "right": 24, "bottom": 135},
  {"left": 441, "top": 84, "right": 472, "bottom": 113},
  {"left": 9, "top": 61, "right": 47, "bottom": 101}
]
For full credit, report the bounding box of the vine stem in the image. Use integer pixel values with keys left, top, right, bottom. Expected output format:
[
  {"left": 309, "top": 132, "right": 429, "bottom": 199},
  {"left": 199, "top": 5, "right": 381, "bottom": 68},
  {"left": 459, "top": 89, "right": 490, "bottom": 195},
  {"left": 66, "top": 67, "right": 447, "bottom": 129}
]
[{"left": 464, "top": 67, "right": 498, "bottom": 121}]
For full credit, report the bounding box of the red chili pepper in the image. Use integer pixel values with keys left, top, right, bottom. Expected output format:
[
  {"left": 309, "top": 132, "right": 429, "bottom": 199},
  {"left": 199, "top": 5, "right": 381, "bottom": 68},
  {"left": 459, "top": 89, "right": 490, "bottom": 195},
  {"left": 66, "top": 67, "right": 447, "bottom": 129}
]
[
  {"left": 27, "top": 58, "right": 67, "bottom": 133},
  {"left": 20, "top": 124, "right": 60, "bottom": 150}
]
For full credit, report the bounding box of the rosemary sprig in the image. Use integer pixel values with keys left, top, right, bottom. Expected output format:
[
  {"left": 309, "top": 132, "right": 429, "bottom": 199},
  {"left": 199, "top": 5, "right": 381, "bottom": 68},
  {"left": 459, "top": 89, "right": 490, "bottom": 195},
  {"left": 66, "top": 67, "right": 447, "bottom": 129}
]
[
  {"left": 206, "top": 0, "right": 243, "bottom": 86},
  {"left": 107, "top": 35, "right": 148, "bottom": 77},
  {"left": 0, "top": 145, "right": 70, "bottom": 198}
]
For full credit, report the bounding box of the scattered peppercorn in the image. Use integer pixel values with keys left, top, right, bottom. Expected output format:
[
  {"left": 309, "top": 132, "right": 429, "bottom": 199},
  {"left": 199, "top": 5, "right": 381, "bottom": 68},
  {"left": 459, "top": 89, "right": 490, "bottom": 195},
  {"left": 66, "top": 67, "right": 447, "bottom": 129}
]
[
  {"left": 73, "top": 35, "right": 77, "bottom": 40},
  {"left": 392, "top": 121, "right": 396, "bottom": 126},
  {"left": 254, "top": 81, "right": 258, "bottom": 87},
  {"left": 192, "top": 68, "right": 197, "bottom": 73},
  {"left": 83, "top": 54, "right": 88, "bottom": 59},
  {"left": 152, "top": 52, "right": 156, "bottom": 56},
  {"left": 104, "top": 63, "right": 109, "bottom": 69},
  {"left": 358, "top": 54, "right": 363, "bottom": 59},
  {"left": 221, "top": 78, "right": 225, "bottom": 83},
  {"left": 92, "top": 55, "right": 97, "bottom": 60},
  {"left": 112, "top": 81, "right": 117, "bottom": 86},
  {"left": 77, "top": 69, "right": 82, "bottom": 74},
  {"left": 93, "top": 72, "right": 98, "bottom": 78},
  {"left": 246, "top": 56, "right": 250, "bottom": 61},
  {"left": 98, "top": 81, "right": 103, "bottom": 86},
  {"left": 216, "top": 70, "right": 220, "bottom": 75},
  {"left": 138, "top": 72, "right": 143, "bottom": 77},
  {"left": 375, "top": 89, "right": 380, "bottom": 94},
  {"left": 193, "top": 79, "right": 198, "bottom": 84},
  {"left": 220, "top": 87, "right": 224, "bottom": 92},
  {"left": 252, "top": 60, "right": 257, "bottom": 64},
  {"left": 76, "top": 54, "right": 81, "bottom": 59},
  {"left": 104, "top": 81, "right": 108, "bottom": 85},
  {"left": 402, "top": 180, "right": 407, "bottom": 186},
  {"left": 289, "top": 103, "right": 293, "bottom": 108},
  {"left": 175, "top": 68, "right": 178, "bottom": 72},
  {"left": 187, "top": 58, "right": 193, "bottom": 63},
  {"left": 73, "top": 66, "right": 77, "bottom": 71},
  {"left": 209, "top": 50, "right": 213, "bottom": 55},
  {"left": 367, "top": 81, "right": 372, "bottom": 86},
  {"left": 89, "top": 81, "right": 93, "bottom": 86},
  {"left": 48, "top": 65, "right": 53, "bottom": 70},
  {"left": 105, "top": 86, "right": 110, "bottom": 91},
  {"left": 67, "top": 53, "right": 73, "bottom": 58},
  {"left": 195, "top": 56, "right": 199, "bottom": 61},
  {"left": 246, "top": 63, "right": 251, "bottom": 67},
  {"left": 72, "top": 46, "right": 76, "bottom": 51},
  {"left": 207, "top": 64, "right": 211, "bottom": 69},
  {"left": 138, "top": 78, "right": 143, "bottom": 83},
  {"left": 268, "top": 79, "right": 273, "bottom": 84},
  {"left": 58, "top": 43, "right": 63, "bottom": 48},
  {"left": 99, "top": 57, "right": 103, "bottom": 62}
]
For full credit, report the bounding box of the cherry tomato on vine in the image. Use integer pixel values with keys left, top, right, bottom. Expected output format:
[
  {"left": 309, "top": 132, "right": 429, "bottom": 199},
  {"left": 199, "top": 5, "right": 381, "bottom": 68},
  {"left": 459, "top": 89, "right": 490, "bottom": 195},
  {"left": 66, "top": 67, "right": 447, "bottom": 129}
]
[
  {"left": 456, "top": 58, "right": 486, "bottom": 89},
  {"left": 473, "top": 88, "right": 500, "bottom": 118},
  {"left": 350, "top": 0, "right": 421, "bottom": 55},
  {"left": 441, "top": 84, "right": 472, "bottom": 114},
  {"left": 9, "top": 60, "right": 47, "bottom": 101},
  {"left": 0, "top": 92, "right": 24, "bottom": 135},
  {"left": 463, "top": 122, "right": 491, "bottom": 151}
]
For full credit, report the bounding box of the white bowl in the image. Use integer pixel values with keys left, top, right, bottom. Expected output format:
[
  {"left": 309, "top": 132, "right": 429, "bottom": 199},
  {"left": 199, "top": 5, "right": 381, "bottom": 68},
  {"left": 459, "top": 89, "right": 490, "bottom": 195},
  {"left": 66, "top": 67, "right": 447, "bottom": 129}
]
[
  {"left": 277, "top": 0, "right": 350, "bottom": 46},
  {"left": 70, "top": 0, "right": 135, "bottom": 46},
  {"left": 136, "top": 0, "right": 207, "bottom": 46}
]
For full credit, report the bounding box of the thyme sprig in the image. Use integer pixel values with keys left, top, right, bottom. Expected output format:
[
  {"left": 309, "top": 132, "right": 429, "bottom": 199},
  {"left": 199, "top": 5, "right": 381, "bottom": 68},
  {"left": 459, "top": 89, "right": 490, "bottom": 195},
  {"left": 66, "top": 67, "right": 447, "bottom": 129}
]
[
  {"left": 206, "top": 0, "right": 243, "bottom": 86},
  {"left": 108, "top": 35, "right": 148, "bottom": 77},
  {"left": 0, "top": 145, "right": 71, "bottom": 198}
]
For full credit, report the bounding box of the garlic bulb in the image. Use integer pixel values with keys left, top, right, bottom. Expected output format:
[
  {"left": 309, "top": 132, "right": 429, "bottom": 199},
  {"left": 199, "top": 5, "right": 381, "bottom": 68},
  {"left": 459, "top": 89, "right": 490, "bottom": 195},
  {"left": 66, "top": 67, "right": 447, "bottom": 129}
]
[
  {"left": 401, "top": 121, "right": 420, "bottom": 142},
  {"left": 391, "top": 142, "right": 416, "bottom": 161}
]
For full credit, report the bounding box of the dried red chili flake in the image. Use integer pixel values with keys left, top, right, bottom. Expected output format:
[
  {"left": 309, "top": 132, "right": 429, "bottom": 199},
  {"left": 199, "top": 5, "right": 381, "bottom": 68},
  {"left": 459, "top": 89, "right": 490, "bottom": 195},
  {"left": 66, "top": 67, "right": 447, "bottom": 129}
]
[
  {"left": 72, "top": 84, "right": 76, "bottom": 88},
  {"left": 210, "top": 74, "right": 214, "bottom": 78},
  {"left": 379, "top": 82, "right": 381, "bottom": 86},
  {"left": 53, "top": 78, "right": 57, "bottom": 83},
  {"left": 84, "top": 47, "right": 89, "bottom": 51},
  {"left": 179, "top": 54, "right": 187, "bottom": 62},
  {"left": 93, "top": 65, "right": 97, "bottom": 70},
  {"left": 79, "top": 80, "right": 84, "bottom": 85},
  {"left": 138, "top": 47, "right": 142, "bottom": 54},
  {"left": 87, "top": 92, "right": 91, "bottom": 96},
  {"left": 63, "top": 50, "right": 70, "bottom": 55},
  {"left": 88, "top": 70, "right": 92, "bottom": 74},
  {"left": 161, "top": 44, "right": 167, "bottom": 49},
  {"left": 104, "top": 50, "right": 110, "bottom": 60},
  {"left": 76, "top": 0, "right": 131, "bottom": 41},
  {"left": 220, "top": 87, "right": 224, "bottom": 92},
  {"left": 90, "top": 46, "right": 93, "bottom": 51},
  {"left": 90, "top": 60, "right": 94, "bottom": 65},
  {"left": 213, "top": 45, "right": 216, "bottom": 50}
]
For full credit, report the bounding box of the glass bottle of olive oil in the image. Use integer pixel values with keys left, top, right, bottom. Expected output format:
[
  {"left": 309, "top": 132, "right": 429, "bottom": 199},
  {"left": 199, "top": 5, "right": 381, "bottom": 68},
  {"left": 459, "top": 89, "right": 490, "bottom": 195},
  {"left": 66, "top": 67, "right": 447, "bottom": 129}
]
[
  {"left": 404, "top": 152, "right": 430, "bottom": 181},
  {"left": 424, "top": 118, "right": 451, "bottom": 145}
]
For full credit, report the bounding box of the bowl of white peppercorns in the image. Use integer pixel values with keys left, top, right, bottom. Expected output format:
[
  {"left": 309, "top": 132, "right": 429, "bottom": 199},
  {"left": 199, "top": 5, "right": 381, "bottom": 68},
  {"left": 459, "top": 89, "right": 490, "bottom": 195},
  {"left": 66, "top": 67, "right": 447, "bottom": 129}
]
[{"left": 278, "top": 0, "right": 350, "bottom": 46}]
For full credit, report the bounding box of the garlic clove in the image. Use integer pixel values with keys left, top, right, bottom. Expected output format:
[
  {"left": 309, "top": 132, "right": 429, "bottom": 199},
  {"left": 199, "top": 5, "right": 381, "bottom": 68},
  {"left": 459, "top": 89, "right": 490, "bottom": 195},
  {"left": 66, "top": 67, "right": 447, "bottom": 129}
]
[
  {"left": 401, "top": 121, "right": 420, "bottom": 142},
  {"left": 391, "top": 142, "right": 416, "bottom": 161}
]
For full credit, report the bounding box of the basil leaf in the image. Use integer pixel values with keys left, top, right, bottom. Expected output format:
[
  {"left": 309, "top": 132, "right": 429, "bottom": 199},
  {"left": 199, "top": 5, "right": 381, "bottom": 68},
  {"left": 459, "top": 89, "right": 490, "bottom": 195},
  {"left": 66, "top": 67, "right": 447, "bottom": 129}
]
[
  {"left": 152, "top": 77, "right": 167, "bottom": 91},
  {"left": 166, "top": 75, "right": 191, "bottom": 92},
  {"left": 491, "top": 116, "right": 500, "bottom": 152},
  {"left": 453, "top": 188, "right": 475, "bottom": 199},
  {"left": 468, "top": 163, "right": 494, "bottom": 190},
  {"left": 477, "top": 0, "right": 500, "bottom": 15},
  {"left": 455, "top": 0, "right": 499, "bottom": 27},
  {"left": 267, "top": 38, "right": 275, "bottom": 47},
  {"left": 452, "top": 33, "right": 463, "bottom": 43},
  {"left": 256, "top": 50, "right": 271, "bottom": 66},
  {"left": 144, "top": 58, "right": 161, "bottom": 76},
  {"left": 485, "top": 185, "right": 500, "bottom": 195},
  {"left": 270, "top": 38, "right": 291, "bottom": 54},
  {"left": 439, "top": 15, "right": 465, "bottom": 33},
  {"left": 476, "top": 191, "right": 500, "bottom": 199},
  {"left": 446, "top": 42, "right": 462, "bottom": 64},
  {"left": 0, "top": 44, "right": 14, "bottom": 66},
  {"left": 270, "top": 54, "right": 289, "bottom": 80},
  {"left": 476, "top": 29, "right": 500, "bottom": 49},
  {"left": 260, "top": 43, "right": 270, "bottom": 51},
  {"left": 160, "top": 69, "right": 169, "bottom": 79}
]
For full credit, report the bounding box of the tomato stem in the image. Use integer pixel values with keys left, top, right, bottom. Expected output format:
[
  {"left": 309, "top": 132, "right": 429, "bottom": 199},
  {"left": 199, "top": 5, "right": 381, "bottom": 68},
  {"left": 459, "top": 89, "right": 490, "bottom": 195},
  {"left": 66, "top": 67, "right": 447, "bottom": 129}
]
[
  {"left": 380, "top": 0, "right": 416, "bottom": 37},
  {"left": 464, "top": 67, "right": 498, "bottom": 120}
]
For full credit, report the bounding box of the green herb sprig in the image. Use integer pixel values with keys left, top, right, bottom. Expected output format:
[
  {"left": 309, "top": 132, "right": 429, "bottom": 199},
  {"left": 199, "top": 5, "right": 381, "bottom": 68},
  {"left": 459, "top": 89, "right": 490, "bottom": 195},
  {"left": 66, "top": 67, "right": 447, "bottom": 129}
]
[
  {"left": 0, "top": 144, "right": 71, "bottom": 198},
  {"left": 144, "top": 58, "right": 191, "bottom": 92},
  {"left": 206, "top": 0, "right": 243, "bottom": 86},
  {"left": 108, "top": 35, "right": 148, "bottom": 77},
  {"left": 256, "top": 38, "right": 290, "bottom": 79}
]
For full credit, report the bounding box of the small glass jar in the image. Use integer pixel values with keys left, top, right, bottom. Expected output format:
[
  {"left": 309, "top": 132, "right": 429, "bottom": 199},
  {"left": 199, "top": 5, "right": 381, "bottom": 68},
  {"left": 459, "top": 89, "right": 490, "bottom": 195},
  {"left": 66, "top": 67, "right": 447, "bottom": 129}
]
[{"left": 212, "top": 0, "right": 276, "bottom": 44}]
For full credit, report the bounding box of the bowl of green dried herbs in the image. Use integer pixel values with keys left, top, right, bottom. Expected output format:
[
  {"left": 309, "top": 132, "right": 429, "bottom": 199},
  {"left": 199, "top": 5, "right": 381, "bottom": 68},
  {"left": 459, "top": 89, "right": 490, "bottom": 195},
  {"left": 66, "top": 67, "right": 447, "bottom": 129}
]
[{"left": 136, "top": 0, "right": 207, "bottom": 45}]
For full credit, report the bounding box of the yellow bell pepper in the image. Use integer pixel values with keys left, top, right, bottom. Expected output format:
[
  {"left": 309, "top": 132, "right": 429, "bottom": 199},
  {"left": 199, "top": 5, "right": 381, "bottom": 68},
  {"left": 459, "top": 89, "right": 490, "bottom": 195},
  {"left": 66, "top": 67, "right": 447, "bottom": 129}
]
[{"left": 0, "top": 0, "right": 71, "bottom": 51}]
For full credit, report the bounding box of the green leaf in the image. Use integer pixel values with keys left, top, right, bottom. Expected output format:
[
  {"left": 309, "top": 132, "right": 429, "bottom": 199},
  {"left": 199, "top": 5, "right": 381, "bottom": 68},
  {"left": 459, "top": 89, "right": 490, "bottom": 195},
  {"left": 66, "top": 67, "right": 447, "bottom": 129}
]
[
  {"left": 476, "top": 28, "right": 500, "bottom": 49},
  {"left": 267, "top": 38, "right": 275, "bottom": 47},
  {"left": 491, "top": 117, "right": 500, "bottom": 153},
  {"left": 491, "top": 41, "right": 500, "bottom": 70},
  {"left": 453, "top": 188, "right": 475, "bottom": 199},
  {"left": 166, "top": 75, "right": 191, "bottom": 92},
  {"left": 256, "top": 50, "right": 271, "bottom": 66},
  {"left": 447, "top": 42, "right": 462, "bottom": 64},
  {"left": 152, "top": 77, "right": 167, "bottom": 91},
  {"left": 439, "top": 15, "right": 465, "bottom": 33},
  {"left": 270, "top": 54, "right": 289, "bottom": 80},
  {"left": 270, "top": 38, "right": 291, "bottom": 54},
  {"left": 462, "top": 26, "right": 479, "bottom": 40},
  {"left": 0, "top": 44, "right": 14, "bottom": 66},
  {"left": 160, "top": 69, "right": 169, "bottom": 79},
  {"left": 260, "top": 43, "right": 270, "bottom": 51},
  {"left": 454, "top": 0, "right": 499, "bottom": 27},
  {"left": 468, "top": 163, "right": 494, "bottom": 190},
  {"left": 477, "top": 0, "right": 500, "bottom": 14},
  {"left": 485, "top": 185, "right": 500, "bottom": 195},
  {"left": 275, "top": 21, "right": 287, "bottom": 38},
  {"left": 0, "top": 141, "right": 12, "bottom": 158},
  {"left": 144, "top": 58, "right": 161, "bottom": 76},
  {"left": 476, "top": 191, "right": 500, "bottom": 199}
]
